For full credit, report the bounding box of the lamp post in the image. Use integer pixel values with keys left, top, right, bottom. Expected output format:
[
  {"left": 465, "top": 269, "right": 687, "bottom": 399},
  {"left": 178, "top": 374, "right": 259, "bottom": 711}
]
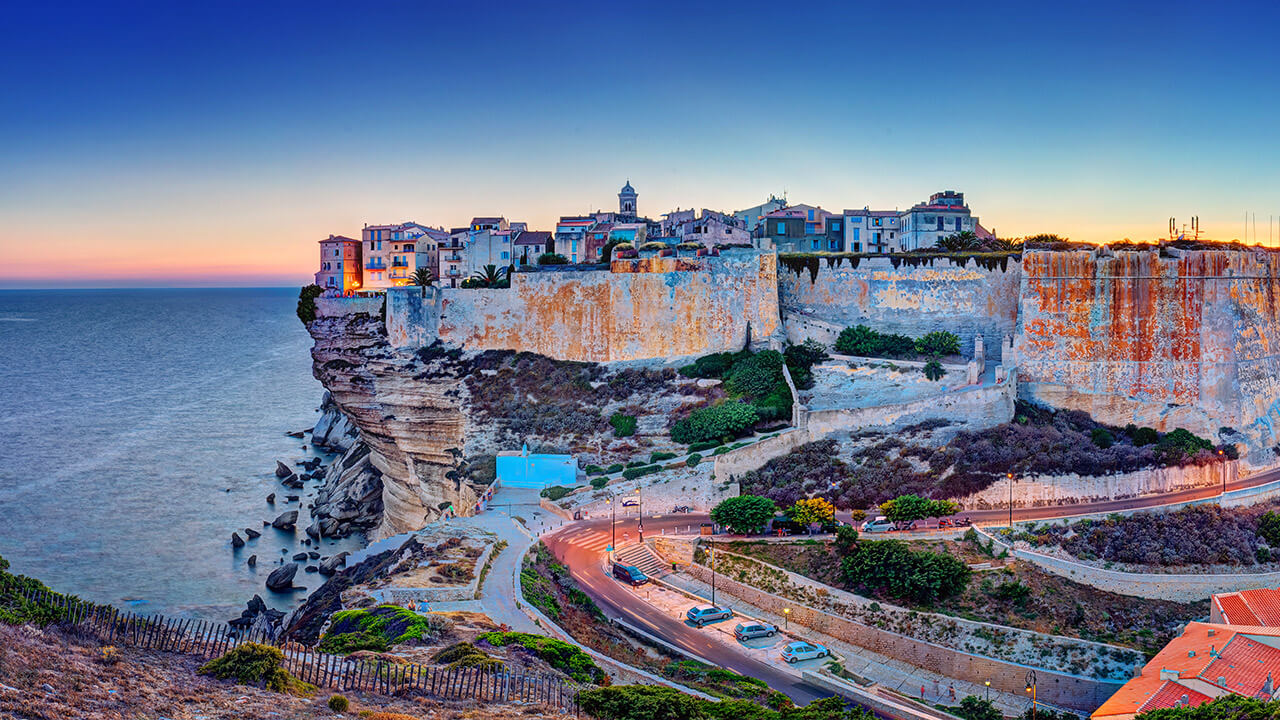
[
  {"left": 984, "top": 680, "right": 991, "bottom": 701},
  {"left": 607, "top": 494, "right": 616, "bottom": 553},
  {"left": 1007, "top": 472, "right": 1015, "bottom": 529},
  {"left": 709, "top": 543, "right": 717, "bottom": 607},
  {"left": 1026, "top": 670, "right": 1037, "bottom": 720},
  {"left": 783, "top": 607, "right": 790, "bottom": 630},
  {"left": 1220, "top": 449, "right": 1226, "bottom": 496},
  {"left": 637, "top": 485, "right": 644, "bottom": 542}
]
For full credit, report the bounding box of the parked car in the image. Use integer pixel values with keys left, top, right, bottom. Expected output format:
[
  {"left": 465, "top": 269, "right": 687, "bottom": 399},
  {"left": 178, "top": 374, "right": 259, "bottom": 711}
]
[
  {"left": 620, "top": 496, "right": 640, "bottom": 507},
  {"left": 686, "top": 604, "right": 733, "bottom": 627},
  {"left": 733, "top": 621, "right": 778, "bottom": 640},
  {"left": 612, "top": 563, "right": 648, "bottom": 586},
  {"left": 895, "top": 519, "right": 920, "bottom": 531},
  {"left": 861, "top": 516, "right": 895, "bottom": 533},
  {"left": 781, "top": 641, "right": 829, "bottom": 663},
  {"left": 937, "top": 517, "right": 972, "bottom": 529}
]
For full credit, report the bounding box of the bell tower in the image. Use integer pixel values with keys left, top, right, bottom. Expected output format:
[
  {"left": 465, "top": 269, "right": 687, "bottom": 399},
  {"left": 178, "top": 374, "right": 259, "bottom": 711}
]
[{"left": 618, "top": 180, "right": 637, "bottom": 217}]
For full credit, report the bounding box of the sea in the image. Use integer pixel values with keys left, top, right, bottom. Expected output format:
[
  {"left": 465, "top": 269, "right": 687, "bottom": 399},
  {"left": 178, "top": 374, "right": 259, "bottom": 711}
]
[{"left": 0, "top": 288, "right": 366, "bottom": 622}]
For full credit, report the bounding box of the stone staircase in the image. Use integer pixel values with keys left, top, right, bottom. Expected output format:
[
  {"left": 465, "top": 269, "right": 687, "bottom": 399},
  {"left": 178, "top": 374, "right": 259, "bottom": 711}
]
[{"left": 613, "top": 543, "right": 671, "bottom": 580}]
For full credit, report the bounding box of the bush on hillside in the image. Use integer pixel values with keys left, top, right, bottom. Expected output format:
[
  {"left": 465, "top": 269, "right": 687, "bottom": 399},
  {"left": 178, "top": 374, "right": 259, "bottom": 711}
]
[
  {"left": 914, "top": 331, "right": 961, "bottom": 358},
  {"left": 538, "top": 252, "right": 569, "bottom": 265},
  {"left": 840, "top": 539, "right": 970, "bottom": 604},
  {"left": 834, "top": 325, "right": 916, "bottom": 358},
  {"left": 649, "top": 451, "right": 677, "bottom": 464},
  {"left": 725, "top": 350, "right": 785, "bottom": 400},
  {"left": 199, "top": 642, "right": 314, "bottom": 695},
  {"left": 686, "top": 453, "right": 702, "bottom": 468},
  {"left": 610, "top": 412, "right": 637, "bottom": 437},
  {"left": 578, "top": 685, "right": 705, "bottom": 720},
  {"left": 955, "top": 696, "right": 1003, "bottom": 720},
  {"left": 679, "top": 350, "right": 753, "bottom": 379},
  {"left": 296, "top": 284, "right": 324, "bottom": 324},
  {"left": 327, "top": 694, "right": 349, "bottom": 712},
  {"left": 591, "top": 476, "right": 610, "bottom": 490},
  {"left": 540, "top": 486, "right": 573, "bottom": 501},
  {"left": 922, "top": 359, "right": 945, "bottom": 381},
  {"left": 478, "top": 631, "right": 606, "bottom": 684},
  {"left": 670, "top": 402, "right": 759, "bottom": 444},
  {"left": 622, "top": 464, "right": 662, "bottom": 481}
]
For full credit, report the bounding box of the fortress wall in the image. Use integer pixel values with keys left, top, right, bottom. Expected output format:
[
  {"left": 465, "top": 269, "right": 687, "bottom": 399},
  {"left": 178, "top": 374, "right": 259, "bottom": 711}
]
[
  {"left": 1015, "top": 249, "right": 1280, "bottom": 469},
  {"left": 777, "top": 255, "right": 1022, "bottom": 361},
  {"left": 384, "top": 251, "right": 780, "bottom": 363}
]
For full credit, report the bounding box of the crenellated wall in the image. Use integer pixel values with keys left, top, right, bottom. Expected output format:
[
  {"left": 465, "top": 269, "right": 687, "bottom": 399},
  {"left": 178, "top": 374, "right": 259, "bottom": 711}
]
[
  {"left": 777, "top": 255, "right": 1022, "bottom": 360},
  {"left": 386, "top": 251, "right": 780, "bottom": 362},
  {"left": 1015, "top": 248, "right": 1280, "bottom": 469}
]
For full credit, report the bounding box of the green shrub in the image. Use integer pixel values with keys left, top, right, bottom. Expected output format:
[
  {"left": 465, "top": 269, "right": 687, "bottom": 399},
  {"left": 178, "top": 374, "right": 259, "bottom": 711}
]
[
  {"left": 678, "top": 350, "right": 752, "bottom": 379},
  {"left": 1158, "top": 428, "right": 1214, "bottom": 462},
  {"left": 296, "top": 284, "right": 324, "bottom": 324},
  {"left": 199, "top": 643, "right": 314, "bottom": 695},
  {"left": 623, "top": 464, "right": 662, "bottom": 481},
  {"left": 1260, "top": 511, "right": 1280, "bottom": 548},
  {"left": 606, "top": 463, "right": 625, "bottom": 473},
  {"left": 712, "top": 446, "right": 730, "bottom": 455},
  {"left": 538, "top": 252, "right": 569, "bottom": 265},
  {"left": 686, "top": 453, "right": 702, "bottom": 468},
  {"left": 591, "top": 476, "right": 610, "bottom": 489},
  {"left": 834, "top": 325, "right": 916, "bottom": 358},
  {"left": 914, "top": 331, "right": 961, "bottom": 357},
  {"left": 626, "top": 460, "right": 646, "bottom": 468},
  {"left": 540, "top": 485, "right": 573, "bottom": 501},
  {"left": 479, "top": 631, "right": 606, "bottom": 684},
  {"left": 671, "top": 402, "right": 759, "bottom": 444},
  {"left": 585, "top": 464, "right": 605, "bottom": 475},
  {"left": 1091, "top": 428, "right": 1115, "bottom": 449},
  {"left": 317, "top": 631, "right": 388, "bottom": 655},
  {"left": 610, "top": 413, "right": 637, "bottom": 437},
  {"left": 840, "top": 539, "right": 970, "bottom": 604},
  {"left": 687, "top": 440, "right": 722, "bottom": 453},
  {"left": 578, "top": 685, "right": 705, "bottom": 720},
  {"left": 922, "top": 359, "right": 945, "bottom": 381},
  {"left": 1127, "top": 424, "right": 1160, "bottom": 446},
  {"left": 725, "top": 350, "right": 785, "bottom": 400},
  {"left": 710, "top": 495, "right": 777, "bottom": 534},
  {"left": 328, "top": 694, "right": 349, "bottom": 712},
  {"left": 956, "top": 695, "right": 1003, "bottom": 720},
  {"left": 649, "top": 451, "right": 676, "bottom": 464},
  {"left": 433, "top": 641, "right": 483, "bottom": 664}
]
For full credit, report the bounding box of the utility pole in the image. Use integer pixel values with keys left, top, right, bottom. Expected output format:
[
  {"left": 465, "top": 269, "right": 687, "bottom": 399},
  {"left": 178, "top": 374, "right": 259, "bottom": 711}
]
[{"left": 1007, "top": 472, "right": 1015, "bottom": 528}]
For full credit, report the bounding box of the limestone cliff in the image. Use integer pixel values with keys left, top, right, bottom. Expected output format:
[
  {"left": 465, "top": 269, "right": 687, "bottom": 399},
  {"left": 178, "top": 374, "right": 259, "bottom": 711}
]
[
  {"left": 1015, "top": 247, "right": 1280, "bottom": 470},
  {"left": 306, "top": 307, "right": 723, "bottom": 539}
]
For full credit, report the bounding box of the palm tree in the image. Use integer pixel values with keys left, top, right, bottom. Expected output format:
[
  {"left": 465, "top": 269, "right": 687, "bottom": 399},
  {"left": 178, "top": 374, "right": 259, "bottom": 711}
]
[
  {"left": 469, "top": 264, "right": 508, "bottom": 288},
  {"left": 411, "top": 267, "right": 435, "bottom": 297},
  {"left": 935, "top": 230, "right": 979, "bottom": 252}
]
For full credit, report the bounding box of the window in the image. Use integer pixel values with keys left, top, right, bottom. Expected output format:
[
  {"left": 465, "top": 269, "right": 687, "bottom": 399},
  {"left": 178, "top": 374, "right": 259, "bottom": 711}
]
[
  {"left": 501, "top": 251, "right": 509, "bottom": 260},
  {"left": 831, "top": 222, "right": 840, "bottom": 231},
  {"left": 571, "top": 254, "right": 577, "bottom": 262},
  {"left": 776, "top": 222, "right": 785, "bottom": 234},
  {"left": 334, "top": 249, "right": 339, "bottom": 256},
  {"left": 807, "top": 209, "right": 814, "bottom": 221},
  {"left": 853, "top": 228, "right": 860, "bottom": 244},
  {"left": 811, "top": 239, "right": 820, "bottom": 250},
  {"left": 829, "top": 240, "right": 839, "bottom": 250},
  {"left": 853, "top": 242, "right": 861, "bottom": 252},
  {"left": 955, "top": 217, "right": 962, "bottom": 231}
]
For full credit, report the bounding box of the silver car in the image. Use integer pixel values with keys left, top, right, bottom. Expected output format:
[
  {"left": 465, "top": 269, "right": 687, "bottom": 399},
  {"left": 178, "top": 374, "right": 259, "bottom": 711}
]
[
  {"left": 733, "top": 621, "right": 778, "bottom": 640},
  {"left": 686, "top": 604, "right": 733, "bottom": 627}
]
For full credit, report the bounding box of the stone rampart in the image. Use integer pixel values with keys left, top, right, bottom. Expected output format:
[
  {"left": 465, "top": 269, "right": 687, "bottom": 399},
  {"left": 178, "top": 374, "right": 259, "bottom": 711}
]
[
  {"left": 384, "top": 251, "right": 780, "bottom": 363},
  {"left": 957, "top": 460, "right": 1238, "bottom": 510},
  {"left": 778, "top": 255, "right": 1021, "bottom": 361},
  {"left": 1015, "top": 248, "right": 1280, "bottom": 470},
  {"left": 316, "top": 295, "right": 383, "bottom": 318}
]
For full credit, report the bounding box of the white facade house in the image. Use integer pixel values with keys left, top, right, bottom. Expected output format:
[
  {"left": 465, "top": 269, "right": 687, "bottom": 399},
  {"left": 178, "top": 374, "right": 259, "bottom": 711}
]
[
  {"left": 843, "top": 209, "right": 902, "bottom": 253},
  {"left": 897, "top": 191, "right": 981, "bottom": 251}
]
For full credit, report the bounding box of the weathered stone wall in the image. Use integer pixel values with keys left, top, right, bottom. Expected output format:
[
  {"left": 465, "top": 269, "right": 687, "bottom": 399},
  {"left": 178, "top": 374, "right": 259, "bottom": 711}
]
[
  {"left": 1015, "top": 248, "right": 1280, "bottom": 471},
  {"left": 957, "top": 460, "right": 1237, "bottom": 510},
  {"left": 386, "top": 251, "right": 781, "bottom": 362},
  {"left": 778, "top": 255, "right": 1022, "bottom": 361}
]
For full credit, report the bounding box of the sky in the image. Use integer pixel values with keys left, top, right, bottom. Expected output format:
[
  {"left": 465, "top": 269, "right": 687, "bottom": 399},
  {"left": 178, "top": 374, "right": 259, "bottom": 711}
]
[{"left": 1, "top": 0, "right": 1279, "bottom": 288}]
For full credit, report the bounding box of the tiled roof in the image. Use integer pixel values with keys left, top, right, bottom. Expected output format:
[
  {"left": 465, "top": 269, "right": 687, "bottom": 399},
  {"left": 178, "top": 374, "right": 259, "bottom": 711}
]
[
  {"left": 513, "top": 231, "right": 553, "bottom": 246},
  {"left": 1235, "top": 589, "right": 1280, "bottom": 627},
  {"left": 470, "top": 217, "right": 504, "bottom": 225},
  {"left": 1199, "top": 634, "right": 1280, "bottom": 697},
  {"left": 843, "top": 209, "right": 900, "bottom": 218},
  {"left": 1138, "top": 680, "right": 1215, "bottom": 713},
  {"left": 1217, "top": 594, "right": 1263, "bottom": 626},
  {"left": 319, "top": 235, "right": 359, "bottom": 244}
]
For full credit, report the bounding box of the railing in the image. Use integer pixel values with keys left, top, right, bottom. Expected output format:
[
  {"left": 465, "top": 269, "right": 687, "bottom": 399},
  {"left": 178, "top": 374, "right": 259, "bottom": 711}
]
[
  {"left": 14, "top": 586, "right": 580, "bottom": 713},
  {"left": 366, "top": 263, "right": 387, "bottom": 270}
]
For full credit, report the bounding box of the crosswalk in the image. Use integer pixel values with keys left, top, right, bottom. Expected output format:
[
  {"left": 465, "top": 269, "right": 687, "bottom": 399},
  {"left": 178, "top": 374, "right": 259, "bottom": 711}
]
[
  {"left": 552, "top": 525, "right": 672, "bottom": 579},
  {"left": 554, "top": 526, "right": 620, "bottom": 554}
]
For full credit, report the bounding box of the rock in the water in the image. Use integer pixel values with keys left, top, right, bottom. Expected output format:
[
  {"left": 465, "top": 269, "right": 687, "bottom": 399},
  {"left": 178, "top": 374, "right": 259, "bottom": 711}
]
[
  {"left": 318, "top": 551, "right": 349, "bottom": 576},
  {"left": 265, "top": 563, "right": 298, "bottom": 591},
  {"left": 231, "top": 532, "right": 245, "bottom": 549},
  {"left": 304, "top": 565, "right": 319, "bottom": 573},
  {"left": 247, "top": 555, "right": 257, "bottom": 567},
  {"left": 271, "top": 510, "right": 298, "bottom": 531},
  {"left": 286, "top": 430, "right": 305, "bottom": 439},
  {"left": 245, "top": 527, "right": 261, "bottom": 539},
  {"left": 229, "top": 594, "right": 285, "bottom": 639},
  {"left": 266, "top": 493, "right": 276, "bottom": 505},
  {"left": 292, "top": 552, "right": 308, "bottom": 561},
  {"left": 286, "top": 495, "right": 300, "bottom": 502},
  {"left": 305, "top": 520, "right": 321, "bottom": 539},
  {"left": 307, "top": 551, "right": 320, "bottom": 560},
  {"left": 275, "top": 461, "right": 292, "bottom": 478},
  {"left": 282, "top": 474, "right": 303, "bottom": 489}
]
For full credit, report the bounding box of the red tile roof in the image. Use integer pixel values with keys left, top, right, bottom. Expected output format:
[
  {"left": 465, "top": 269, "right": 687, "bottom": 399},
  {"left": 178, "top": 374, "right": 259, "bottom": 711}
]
[
  {"left": 1137, "top": 680, "right": 1214, "bottom": 713},
  {"left": 1199, "top": 634, "right": 1280, "bottom": 697},
  {"left": 1217, "top": 594, "right": 1263, "bottom": 626},
  {"left": 1213, "top": 588, "right": 1280, "bottom": 627}
]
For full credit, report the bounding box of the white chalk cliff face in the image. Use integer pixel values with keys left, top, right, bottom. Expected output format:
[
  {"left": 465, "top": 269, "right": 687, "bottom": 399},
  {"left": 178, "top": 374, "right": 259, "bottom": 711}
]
[{"left": 307, "top": 312, "right": 478, "bottom": 539}]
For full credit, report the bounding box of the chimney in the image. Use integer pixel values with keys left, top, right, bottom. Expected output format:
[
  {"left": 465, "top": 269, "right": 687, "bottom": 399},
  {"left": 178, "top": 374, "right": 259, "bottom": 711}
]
[
  {"left": 1180, "top": 695, "right": 1189, "bottom": 706},
  {"left": 1218, "top": 676, "right": 1227, "bottom": 687},
  {"left": 1160, "top": 669, "right": 1180, "bottom": 681}
]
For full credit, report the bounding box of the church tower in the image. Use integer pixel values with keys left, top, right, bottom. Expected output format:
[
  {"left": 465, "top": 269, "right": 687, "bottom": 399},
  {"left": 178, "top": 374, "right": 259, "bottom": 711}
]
[{"left": 618, "top": 180, "right": 637, "bottom": 217}]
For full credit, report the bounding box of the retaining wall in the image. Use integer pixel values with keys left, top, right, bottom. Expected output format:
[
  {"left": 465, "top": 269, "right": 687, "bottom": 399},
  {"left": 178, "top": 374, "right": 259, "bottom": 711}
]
[
  {"left": 778, "top": 255, "right": 1021, "bottom": 362},
  {"left": 974, "top": 526, "right": 1280, "bottom": 602},
  {"left": 384, "top": 251, "right": 780, "bottom": 362},
  {"left": 957, "top": 461, "right": 1238, "bottom": 510}
]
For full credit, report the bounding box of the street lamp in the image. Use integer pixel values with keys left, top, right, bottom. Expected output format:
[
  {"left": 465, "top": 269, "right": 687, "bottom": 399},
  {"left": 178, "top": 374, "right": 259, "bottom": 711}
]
[
  {"left": 1219, "top": 449, "right": 1226, "bottom": 496},
  {"left": 783, "top": 607, "right": 790, "bottom": 630},
  {"left": 1026, "top": 670, "right": 1037, "bottom": 720},
  {"left": 984, "top": 680, "right": 991, "bottom": 701},
  {"left": 606, "top": 494, "right": 616, "bottom": 552},
  {"left": 637, "top": 485, "right": 644, "bottom": 542},
  {"left": 1007, "top": 472, "right": 1015, "bottom": 529},
  {"left": 709, "top": 543, "right": 717, "bottom": 606}
]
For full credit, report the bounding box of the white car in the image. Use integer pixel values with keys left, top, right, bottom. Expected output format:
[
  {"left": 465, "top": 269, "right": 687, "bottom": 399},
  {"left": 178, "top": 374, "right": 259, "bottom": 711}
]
[
  {"left": 781, "top": 641, "right": 829, "bottom": 663},
  {"left": 861, "top": 516, "right": 895, "bottom": 533}
]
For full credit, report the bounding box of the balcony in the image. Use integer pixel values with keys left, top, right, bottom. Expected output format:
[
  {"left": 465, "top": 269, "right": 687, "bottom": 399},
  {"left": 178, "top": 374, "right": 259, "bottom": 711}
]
[
  {"left": 443, "top": 254, "right": 462, "bottom": 262},
  {"left": 365, "top": 261, "right": 387, "bottom": 270},
  {"left": 391, "top": 260, "right": 409, "bottom": 268}
]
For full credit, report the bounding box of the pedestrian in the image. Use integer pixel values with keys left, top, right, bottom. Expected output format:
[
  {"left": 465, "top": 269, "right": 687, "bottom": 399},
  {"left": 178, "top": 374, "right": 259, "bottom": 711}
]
[
  {"left": 921, "top": 684, "right": 926, "bottom": 699},
  {"left": 949, "top": 683, "right": 956, "bottom": 701}
]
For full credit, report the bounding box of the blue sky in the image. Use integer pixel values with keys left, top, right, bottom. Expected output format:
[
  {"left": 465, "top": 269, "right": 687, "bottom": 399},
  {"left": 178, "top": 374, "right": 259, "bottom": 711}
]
[{"left": 1, "top": 0, "right": 1278, "bottom": 286}]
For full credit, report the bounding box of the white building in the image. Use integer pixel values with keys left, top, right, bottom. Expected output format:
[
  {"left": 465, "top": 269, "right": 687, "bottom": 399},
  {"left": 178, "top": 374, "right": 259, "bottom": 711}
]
[
  {"left": 898, "top": 191, "right": 981, "bottom": 251},
  {"left": 842, "top": 209, "right": 902, "bottom": 253}
]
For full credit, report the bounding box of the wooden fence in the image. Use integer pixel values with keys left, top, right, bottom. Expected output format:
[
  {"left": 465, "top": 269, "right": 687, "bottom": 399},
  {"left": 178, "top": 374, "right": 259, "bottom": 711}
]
[{"left": 16, "top": 587, "right": 579, "bottom": 713}]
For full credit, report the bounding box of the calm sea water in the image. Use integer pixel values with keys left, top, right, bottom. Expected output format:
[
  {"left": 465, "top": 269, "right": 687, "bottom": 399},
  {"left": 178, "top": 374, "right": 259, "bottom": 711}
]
[{"left": 0, "top": 288, "right": 365, "bottom": 621}]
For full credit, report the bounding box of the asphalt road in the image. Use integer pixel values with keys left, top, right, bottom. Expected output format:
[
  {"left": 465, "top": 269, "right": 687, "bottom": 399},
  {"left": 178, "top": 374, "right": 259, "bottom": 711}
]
[{"left": 543, "top": 515, "right": 834, "bottom": 705}]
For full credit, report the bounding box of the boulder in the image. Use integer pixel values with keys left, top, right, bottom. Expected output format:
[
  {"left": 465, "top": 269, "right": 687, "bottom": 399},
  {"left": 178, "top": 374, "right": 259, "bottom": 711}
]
[
  {"left": 304, "top": 565, "right": 319, "bottom": 573},
  {"left": 271, "top": 511, "right": 298, "bottom": 531},
  {"left": 282, "top": 474, "right": 303, "bottom": 489},
  {"left": 229, "top": 594, "right": 285, "bottom": 638},
  {"left": 307, "top": 551, "right": 320, "bottom": 560},
  {"left": 265, "top": 563, "right": 298, "bottom": 591},
  {"left": 230, "top": 532, "right": 245, "bottom": 549},
  {"left": 286, "top": 430, "right": 305, "bottom": 439},
  {"left": 274, "top": 461, "right": 292, "bottom": 478},
  {"left": 292, "top": 552, "right": 308, "bottom": 561},
  {"left": 318, "top": 551, "right": 349, "bottom": 576},
  {"left": 247, "top": 555, "right": 257, "bottom": 567},
  {"left": 244, "top": 528, "right": 261, "bottom": 539},
  {"left": 305, "top": 520, "right": 321, "bottom": 539},
  {"left": 266, "top": 493, "right": 276, "bottom": 505}
]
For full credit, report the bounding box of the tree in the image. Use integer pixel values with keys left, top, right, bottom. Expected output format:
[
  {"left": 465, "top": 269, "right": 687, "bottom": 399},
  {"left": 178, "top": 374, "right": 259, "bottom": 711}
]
[
  {"left": 1138, "top": 695, "right": 1280, "bottom": 720},
  {"left": 834, "top": 525, "right": 860, "bottom": 554},
  {"left": 879, "top": 495, "right": 959, "bottom": 523},
  {"left": 538, "top": 252, "right": 569, "bottom": 265},
  {"left": 411, "top": 267, "right": 435, "bottom": 297},
  {"left": 923, "top": 359, "right": 946, "bottom": 381},
  {"left": 788, "top": 498, "right": 835, "bottom": 527},
  {"left": 915, "top": 331, "right": 961, "bottom": 358},
  {"left": 296, "top": 284, "right": 325, "bottom": 323},
  {"left": 468, "top": 264, "right": 510, "bottom": 288},
  {"left": 711, "top": 495, "right": 777, "bottom": 534},
  {"left": 1259, "top": 511, "right": 1280, "bottom": 548},
  {"left": 955, "top": 696, "right": 1003, "bottom": 720},
  {"left": 670, "top": 402, "right": 759, "bottom": 445},
  {"left": 934, "top": 231, "right": 980, "bottom": 252}
]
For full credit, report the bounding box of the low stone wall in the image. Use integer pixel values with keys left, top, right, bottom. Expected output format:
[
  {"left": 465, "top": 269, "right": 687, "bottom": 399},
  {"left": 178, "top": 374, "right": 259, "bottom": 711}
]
[
  {"left": 712, "top": 375, "right": 1016, "bottom": 481},
  {"left": 957, "top": 461, "right": 1238, "bottom": 510},
  {"left": 975, "top": 526, "right": 1280, "bottom": 602},
  {"left": 316, "top": 295, "right": 384, "bottom": 318},
  {"left": 675, "top": 555, "right": 1122, "bottom": 712}
]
